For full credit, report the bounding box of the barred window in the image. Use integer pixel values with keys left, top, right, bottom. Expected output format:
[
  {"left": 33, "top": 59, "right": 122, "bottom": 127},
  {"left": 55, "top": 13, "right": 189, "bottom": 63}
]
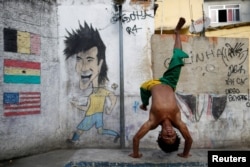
[{"left": 209, "top": 4, "right": 240, "bottom": 23}]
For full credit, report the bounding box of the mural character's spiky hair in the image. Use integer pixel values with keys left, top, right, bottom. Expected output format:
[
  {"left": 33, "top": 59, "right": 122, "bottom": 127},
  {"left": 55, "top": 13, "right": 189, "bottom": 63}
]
[{"left": 64, "top": 21, "right": 105, "bottom": 60}]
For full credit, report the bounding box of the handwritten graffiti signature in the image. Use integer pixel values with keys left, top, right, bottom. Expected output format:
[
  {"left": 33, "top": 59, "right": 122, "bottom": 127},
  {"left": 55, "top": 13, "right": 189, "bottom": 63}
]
[
  {"left": 126, "top": 25, "right": 142, "bottom": 35},
  {"left": 222, "top": 43, "right": 248, "bottom": 67},
  {"left": 111, "top": 10, "right": 153, "bottom": 35},
  {"left": 111, "top": 10, "right": 153, "bottom": 24}
]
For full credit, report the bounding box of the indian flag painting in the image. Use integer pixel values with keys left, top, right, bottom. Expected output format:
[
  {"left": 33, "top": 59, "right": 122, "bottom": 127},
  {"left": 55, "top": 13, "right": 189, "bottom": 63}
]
[
  {"left": 4, "top": 59, "right": 40, "bottom": 84},
  {"left": 3, "top": 92, "right": 41, "bottom": 116}
]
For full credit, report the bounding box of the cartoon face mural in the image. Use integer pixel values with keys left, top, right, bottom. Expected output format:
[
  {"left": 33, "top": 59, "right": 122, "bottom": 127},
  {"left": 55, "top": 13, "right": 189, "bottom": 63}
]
[
  {"left": 64, "top": 22, "right": 120, "bottom": 144},
  {"left": 75, "top": 46, "right": 103, "bottom": 89},
  {"left": 64, "top": 22, "right": 108, "bottom": 89}
]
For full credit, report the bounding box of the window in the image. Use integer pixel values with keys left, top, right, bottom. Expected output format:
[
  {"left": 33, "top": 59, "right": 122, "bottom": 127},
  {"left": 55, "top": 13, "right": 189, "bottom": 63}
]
[{"left": 209, "top": 4, "right": 240, "bottom": 23}]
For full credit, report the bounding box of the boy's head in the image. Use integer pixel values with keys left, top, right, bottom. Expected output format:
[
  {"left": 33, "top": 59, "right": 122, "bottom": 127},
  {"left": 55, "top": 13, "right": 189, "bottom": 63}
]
[{"left": 157, "top": 131, "right": 181, "bottom": 153}]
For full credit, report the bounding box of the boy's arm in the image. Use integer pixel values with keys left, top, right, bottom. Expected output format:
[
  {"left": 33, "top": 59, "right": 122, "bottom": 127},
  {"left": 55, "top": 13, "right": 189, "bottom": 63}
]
[
  {"left": 174, "top": 112, "right": 193, "bottom": 158},
  {"left": 129, "top": 120, "right": 154, "bottom": 158},
  {"left": 178, "top": 123, "right": 193, "bottom": 158}
]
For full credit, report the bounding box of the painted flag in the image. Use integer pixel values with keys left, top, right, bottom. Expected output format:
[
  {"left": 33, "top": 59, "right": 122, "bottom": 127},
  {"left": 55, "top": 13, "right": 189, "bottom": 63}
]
[
  {"left": 4, "top": 59, "right": 41, "bottom": 84},
  {"left": 17, "top": 31, "right": 31, "bottom": 54},
  {"left": 30, "top": 33, "right": 41, "bottom": 55},
  {"left": 3, "top": 92, "right": 41, "bottom": 117},
  {"left": 4, "top": 28, "right": 17, "bottom": 52},
  {"left": 3, "top": 28, "right": 40, "bottom": 55}
]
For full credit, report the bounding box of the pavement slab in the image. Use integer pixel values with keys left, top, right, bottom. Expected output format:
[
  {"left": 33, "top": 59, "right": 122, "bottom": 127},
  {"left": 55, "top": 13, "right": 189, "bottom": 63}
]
[{"left": 0, "top": 149, "right": 209, "bottom": 167}]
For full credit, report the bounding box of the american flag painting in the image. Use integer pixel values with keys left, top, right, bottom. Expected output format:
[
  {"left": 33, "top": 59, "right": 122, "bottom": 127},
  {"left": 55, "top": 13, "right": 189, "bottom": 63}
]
[{"left": 3, "top": 92, "right": 41, "bottom": 117}]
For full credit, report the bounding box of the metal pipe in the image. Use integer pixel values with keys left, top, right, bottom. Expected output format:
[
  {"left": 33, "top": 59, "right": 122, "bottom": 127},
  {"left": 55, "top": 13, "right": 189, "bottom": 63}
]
[{"left": 118, "top": 4, "right": 125, "bottom": 149}]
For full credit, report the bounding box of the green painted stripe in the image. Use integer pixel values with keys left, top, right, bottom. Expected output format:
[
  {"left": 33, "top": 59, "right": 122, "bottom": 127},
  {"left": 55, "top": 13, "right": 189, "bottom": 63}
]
[{"left": 4, "top": 75, "right": 40, "bottom": 84}]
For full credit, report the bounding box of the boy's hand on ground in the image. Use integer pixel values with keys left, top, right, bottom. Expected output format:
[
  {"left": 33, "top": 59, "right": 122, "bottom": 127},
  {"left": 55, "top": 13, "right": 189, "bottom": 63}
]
[
  {"left": 129, "top": 152, "right": 142, "bottom": 158},
  {"left": 177, "top": 153, "right": 192, "bottom": 158}
]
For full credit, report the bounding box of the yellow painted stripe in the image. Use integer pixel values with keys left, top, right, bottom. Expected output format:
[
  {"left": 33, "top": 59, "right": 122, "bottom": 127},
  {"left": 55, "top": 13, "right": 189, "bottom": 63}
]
[
  {"left": 17, "top": 31, "right": 31, "bottom": 54},
  {"left": 4, "top": 67, "right": 40, "bottom": 76}
]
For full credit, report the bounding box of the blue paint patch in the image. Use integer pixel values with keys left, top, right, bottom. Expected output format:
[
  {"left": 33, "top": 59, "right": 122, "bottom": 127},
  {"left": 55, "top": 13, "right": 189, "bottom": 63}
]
[
  {"left": 64, "top": 161, "right": 207, "bottom": 167},
  {"left": 132, "top": 101, "right": 139, "bottom": 113},
  {"left": 3, "top": 92, "right": 19, "bottom": 104}
]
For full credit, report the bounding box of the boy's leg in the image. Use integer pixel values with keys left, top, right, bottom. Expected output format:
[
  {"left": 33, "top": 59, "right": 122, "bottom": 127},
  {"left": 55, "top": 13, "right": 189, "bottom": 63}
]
[
  {"left": 174, "top": 17, "right": 186, "bottom": 50},
  {"left": 175, "top": 17, "right": 186, "bottom": 31},
  {"left": 160, "top": 17, "right": 187, "bottom": 89}
]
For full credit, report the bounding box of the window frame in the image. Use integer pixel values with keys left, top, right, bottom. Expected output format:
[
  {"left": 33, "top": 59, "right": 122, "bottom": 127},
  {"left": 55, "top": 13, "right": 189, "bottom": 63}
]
[{"left": 208, "top": 4, "right": 240, "bottom": 23}]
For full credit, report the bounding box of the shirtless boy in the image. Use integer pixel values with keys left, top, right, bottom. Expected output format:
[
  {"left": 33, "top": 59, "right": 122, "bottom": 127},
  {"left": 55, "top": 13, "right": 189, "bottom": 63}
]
[{"left": 129, "top": 17, "right": 193, "bottom": 158}]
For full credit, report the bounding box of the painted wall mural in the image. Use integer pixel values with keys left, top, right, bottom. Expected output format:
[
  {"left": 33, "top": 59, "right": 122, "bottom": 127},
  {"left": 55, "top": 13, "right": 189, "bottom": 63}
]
[
  {"left": 64, "top": 22, "right": 120, "bottom": 143},
  {"left": 3, "top": 59, "right": 41, "bottom": 116},
  {"left": 176, "top": 93, "right": 227, "bottom": 122},
  {"left": 3, "top": 92, "right": 41, "bottom": 117},
  {"left": 4, "top": 28, "right": 41, "bottom": 55},
  {"left": 4, "top": 59, "right": 41, "bottom": 84},
  {"left": 3, "top": 28, "right": 41, "bottom": 117}
]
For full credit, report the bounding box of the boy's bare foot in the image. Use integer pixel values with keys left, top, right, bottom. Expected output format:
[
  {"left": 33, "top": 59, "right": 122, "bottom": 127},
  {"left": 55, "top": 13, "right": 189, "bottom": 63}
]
[{"left": 175, "top": 17, "right": 186, "bottom": 32}]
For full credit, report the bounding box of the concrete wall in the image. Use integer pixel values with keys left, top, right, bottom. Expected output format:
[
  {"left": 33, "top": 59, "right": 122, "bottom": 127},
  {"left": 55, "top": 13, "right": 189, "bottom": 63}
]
[
  {"left": 0, "top": 0, "right": 155, "bottom": 160},
  {"left": 152, "top": 34, "right": 250, "bottom": 148},
  {"left": 0, "top": 0, "right": 62, "bottom": 160},
  {"left": 57, "top": 0, "right": 155, "bottom": 148},
  {"left": 154, "top": 0, "right": 204, "bottom": 32}
]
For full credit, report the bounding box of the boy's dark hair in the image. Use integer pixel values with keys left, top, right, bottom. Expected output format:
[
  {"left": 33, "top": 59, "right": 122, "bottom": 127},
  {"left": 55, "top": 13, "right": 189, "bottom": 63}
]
[{"left": 157, "top": 132, "right": 181, "bottom": 153}]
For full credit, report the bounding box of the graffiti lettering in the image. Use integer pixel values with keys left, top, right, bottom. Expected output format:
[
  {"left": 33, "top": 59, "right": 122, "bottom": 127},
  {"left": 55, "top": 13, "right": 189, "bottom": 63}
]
[
  {"left": 122, "top": 11, "right": 153, "bottom": 23},
  {"left": 194, "top": 50, "right": 215, "bottom": 63},
  {"left": 225, "top": 77, "right": 248, "bottom": 86},
  {"left": 111, "top": 10, "right": 153, "bottom": 35},
  {"left": 126, "top": 25, "right": 142, "bottom": 35},
  {"left": 222, "top": 43, "right": 248, "bottom": 67},
  {"left": 225, "top": 78, "right": 234, "bottom": 85},
  {"left": 228, "top": 95, "right": 248, "bottom": 102},
  {"left": 225, "top": 88, "right": 240, "bottom": 94},
  {"left": 236, "top": 78, "right": 248, "bottom": 85},
  {"left": 111, "top": 11, "right": 153, "bottom": 24},
  {"left": 227, "top": 65, "right": 246, "bottom": 77},
  {"left": 188, "top": 43, "right": 248, "bottom": 68}
]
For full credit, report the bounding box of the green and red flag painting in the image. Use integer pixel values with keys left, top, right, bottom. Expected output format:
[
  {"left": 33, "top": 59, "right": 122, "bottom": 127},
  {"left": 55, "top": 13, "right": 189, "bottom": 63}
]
[{"left": 4, "top": 59, "right": 41, "bottom": 84}]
